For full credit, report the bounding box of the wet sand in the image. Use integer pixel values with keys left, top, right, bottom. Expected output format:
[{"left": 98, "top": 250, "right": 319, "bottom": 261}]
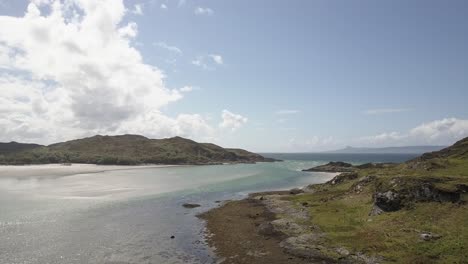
[
  {"left": 0, "top": 164, "right": 181, "bottom": 178},
  {"left": 199, "top": 193, "right": 311, "bottom": 264}
]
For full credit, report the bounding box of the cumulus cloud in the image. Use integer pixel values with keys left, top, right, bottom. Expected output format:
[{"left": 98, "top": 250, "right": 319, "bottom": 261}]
[
  {"left": 194, "top": 7, "right": 214, "bottom": 16},
  {"left": 364, "top": 108, "right": 411, "bottom": 115},
  {"left": 359, "top": 118, "right": 468, "bottom": 146},
  {"left": 409, "top": 118, "right": 468, "bottom": 143},
  {"left": 160, "top": 4, "right": 167, "bottom": 9},
  {"left": 219, "top": 110, "right": 248, "bottom": 131},
  {"left": 0, "top": 0, "right": 241, "bottom": 144}
]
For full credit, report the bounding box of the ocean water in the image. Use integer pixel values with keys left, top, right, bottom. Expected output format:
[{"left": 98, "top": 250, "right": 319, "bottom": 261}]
[{"left": 0, "top": 153, "right": 417, "bottom": 264}]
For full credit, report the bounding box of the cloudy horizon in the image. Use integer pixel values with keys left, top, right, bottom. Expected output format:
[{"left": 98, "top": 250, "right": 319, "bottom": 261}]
[{"left": 0, "top": 0, "right": 467, "bottom": 152}]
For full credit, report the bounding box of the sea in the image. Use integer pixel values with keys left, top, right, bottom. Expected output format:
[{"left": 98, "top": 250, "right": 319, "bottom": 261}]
[{"left": 0, "top": 153, "right": 417, "bottom": 264}]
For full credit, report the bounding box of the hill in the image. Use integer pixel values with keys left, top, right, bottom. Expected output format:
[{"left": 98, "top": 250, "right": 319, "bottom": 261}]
[
  {"left": 0, "top": 142, "right": 43, "bottom": 155},
  {"left": 0, "top": 135, "right": 276, "bottom": 165},
  {"left": 325, "top": 145, "right": 446, "bottom": 154}
]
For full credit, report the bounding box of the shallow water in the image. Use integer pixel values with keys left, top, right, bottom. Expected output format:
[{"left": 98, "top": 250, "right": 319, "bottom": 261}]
[{"left": 0, "top": 154, "right": 417, "bottom": 263}]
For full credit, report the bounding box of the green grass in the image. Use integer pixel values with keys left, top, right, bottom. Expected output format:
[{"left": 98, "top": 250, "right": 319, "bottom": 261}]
[{"left": 289, "top": 169, "right": 468, "bottom": 263}]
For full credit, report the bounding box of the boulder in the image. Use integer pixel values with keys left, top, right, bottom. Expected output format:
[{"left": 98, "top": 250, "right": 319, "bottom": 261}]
[
  {"left": 420, "top": 232, "right": 442, "bottom": 241},
  {"left": 182, "top": 203, "right": 201, "bottom": 208}
]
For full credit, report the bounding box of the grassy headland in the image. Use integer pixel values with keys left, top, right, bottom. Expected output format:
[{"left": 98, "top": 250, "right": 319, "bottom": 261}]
[{"left": 202, "top": 137, "right": 468, "bottom": 263}]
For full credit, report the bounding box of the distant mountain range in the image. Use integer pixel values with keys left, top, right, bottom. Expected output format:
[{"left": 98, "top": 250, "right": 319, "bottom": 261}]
[
  {"left": 325, "top": 145, "right": 447, "bottom": 154},
  {"left": 0, "top": 135, "right": 277, "bottom": 165}
]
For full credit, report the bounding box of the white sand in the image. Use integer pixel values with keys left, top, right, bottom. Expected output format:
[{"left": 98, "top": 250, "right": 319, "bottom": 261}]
[{"left": 0, "top": 164, "right": 179, "bottom": 178}]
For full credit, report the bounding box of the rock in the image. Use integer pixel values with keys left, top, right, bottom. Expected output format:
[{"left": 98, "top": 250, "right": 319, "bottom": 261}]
[
  {"left": 420, "top": 232, "right": 442, "bottom": 241},
  {"left": 271, "top": 219, "right": 306, "bottom": 236},
  {"left": 257, "top": 222, "right": 277, "bottom": 236},
  {"left": 371, "top": 177, "right": 464, "bottom": 214},
  {"left": 182, "top": 203, "right": 201, "bottom": 208},
  {"left": 369, "top": 205, "right": 384, "bottom": 216},
  {"left": 327, "top": 172, "right": 359, "bottom": 185},
  {"left": 289, "top": 188, "right": 303, "bottom": 195},
  {"left": 336, "top": 247, "right": 350, "bottom": 256},
  {"left": 374, "top": 190, "right": 402, "bottom": 212}
]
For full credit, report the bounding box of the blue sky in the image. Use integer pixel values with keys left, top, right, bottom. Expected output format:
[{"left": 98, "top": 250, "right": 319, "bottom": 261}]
[{"left": 0, "top": 0, "right": 467, "bottom": 151}]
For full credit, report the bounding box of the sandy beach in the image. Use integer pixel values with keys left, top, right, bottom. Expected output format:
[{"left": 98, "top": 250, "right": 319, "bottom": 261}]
[{"left": 0, "top": 164, "right": 181, "bottom": 178}]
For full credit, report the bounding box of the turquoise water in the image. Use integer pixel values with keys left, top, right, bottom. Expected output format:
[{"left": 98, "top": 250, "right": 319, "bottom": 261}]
[{"left": 0, "top": 154, "right": 416, "bottom": 263}]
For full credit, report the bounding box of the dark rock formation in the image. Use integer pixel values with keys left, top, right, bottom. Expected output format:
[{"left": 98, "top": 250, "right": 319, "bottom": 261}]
[
  {"left": 371, "top": 177, "right": 467, "bottom": 214},
  {"left": 182, "top": 203, "right": 201, "bottom": 208}
]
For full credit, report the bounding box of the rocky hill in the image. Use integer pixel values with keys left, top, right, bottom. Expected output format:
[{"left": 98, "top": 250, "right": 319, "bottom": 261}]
[{"left": 0, "top": 135, "right": 277, "bottom": 165}]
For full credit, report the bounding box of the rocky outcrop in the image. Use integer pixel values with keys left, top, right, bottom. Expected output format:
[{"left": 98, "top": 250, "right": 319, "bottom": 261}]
[
  {"left": 327, "top": 172, "right": 359, "bottom": 185},
  {"left": 370, "top": 177, "right": 467, "bottom": 214},
  {"left": 303, "top": 161, "right": 355, "bottom": 173}
]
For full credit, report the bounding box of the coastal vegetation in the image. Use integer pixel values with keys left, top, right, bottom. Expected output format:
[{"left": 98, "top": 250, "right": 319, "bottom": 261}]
[
  {"left": 0, "top": 135, "right": 276, "bottom": 165},
  {"left": 203, "top": 137, "right": 468, "bottom": 263}
]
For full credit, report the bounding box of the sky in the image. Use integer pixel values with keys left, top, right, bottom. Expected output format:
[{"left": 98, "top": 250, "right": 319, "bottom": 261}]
[{"left": 0, "top": 0, "right": 467, "bottom": 152}]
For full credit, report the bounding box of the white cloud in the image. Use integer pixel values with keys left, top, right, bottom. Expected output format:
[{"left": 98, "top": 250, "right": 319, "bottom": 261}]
[
  {"left": 209, "top": 54, "right": 223, "bottom": 65},
  {"left": 192, "top": 54, "right": 224, "bottom": 70},
  {"left": 409, "top": 118, "right": 468, "bottom": 143},
  {"left": 364, "top": 108, "right": 411, "bottom": 115},
  {"left": 194, "top": 7, "right": 214, "bottom": 16},
  {"left": 131, "top": 4, "right": 143, "bottom": 15},
  {"left": 219, "top": 110, "right": 248, "bottom": 131},
  {"left": 160, "top": 4, "right": 167, "bottom": 9},
  {"left": 276, "top": 109, "right": 301, "bottom": 115},
  {"left": 154, "top": 42, "right": 182, "bottom": 55},
  {"left": 0, "top": 0, "right": 239, "bottom": 144},
  {"left": 359, "top": 118, "right": 468, "bottom": 146},
  {"left": 178, "top": 86, "right": 198, "bottom": 93}
]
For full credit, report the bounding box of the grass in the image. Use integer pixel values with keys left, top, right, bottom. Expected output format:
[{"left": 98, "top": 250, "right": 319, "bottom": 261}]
[{"left": 289, "top": 168, "right": 468, "bottom": 263}]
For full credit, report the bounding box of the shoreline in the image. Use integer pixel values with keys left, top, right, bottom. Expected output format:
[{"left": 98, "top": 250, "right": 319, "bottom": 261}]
[
  {"left": 199, "top": 190, "right": 313, "bottom": 264},
  {"left": 0, "top": 163, "right": 183, "bottom": 179}
]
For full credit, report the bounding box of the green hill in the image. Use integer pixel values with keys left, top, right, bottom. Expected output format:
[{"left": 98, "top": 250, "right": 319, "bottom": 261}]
[{"left": 0, "top": 135, "right": 276, "bottom": 165}]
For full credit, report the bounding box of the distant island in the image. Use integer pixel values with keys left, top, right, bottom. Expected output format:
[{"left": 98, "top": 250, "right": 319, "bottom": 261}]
[
  {"left": 0, "top": 135, "right": 278, "bottom": 165},
  {"left": 325, "top": 145, "right": 446, "bottom": 154}
]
